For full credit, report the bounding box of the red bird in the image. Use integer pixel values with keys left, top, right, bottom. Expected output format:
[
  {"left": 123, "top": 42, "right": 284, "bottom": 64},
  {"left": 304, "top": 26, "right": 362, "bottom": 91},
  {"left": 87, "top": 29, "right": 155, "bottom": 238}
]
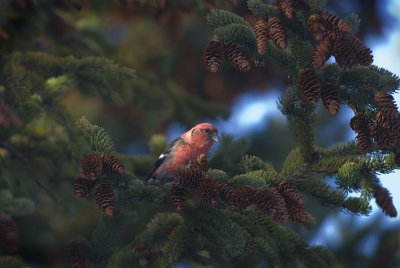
[{"left": 147, "top": 123, "right": 220, "bottom": 185}]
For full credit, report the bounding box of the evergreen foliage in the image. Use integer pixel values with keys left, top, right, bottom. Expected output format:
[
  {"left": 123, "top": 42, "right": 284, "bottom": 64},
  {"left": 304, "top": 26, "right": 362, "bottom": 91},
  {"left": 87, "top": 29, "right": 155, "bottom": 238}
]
[{"left": 1, "top": 0, "right": 399, "bottom": 267}]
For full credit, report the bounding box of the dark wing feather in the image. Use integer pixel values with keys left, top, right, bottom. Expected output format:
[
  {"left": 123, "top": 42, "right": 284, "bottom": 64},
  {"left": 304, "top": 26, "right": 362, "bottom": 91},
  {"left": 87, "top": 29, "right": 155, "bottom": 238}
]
[{"left": 147, "top": 137, "right": 184, "bottom": 182}]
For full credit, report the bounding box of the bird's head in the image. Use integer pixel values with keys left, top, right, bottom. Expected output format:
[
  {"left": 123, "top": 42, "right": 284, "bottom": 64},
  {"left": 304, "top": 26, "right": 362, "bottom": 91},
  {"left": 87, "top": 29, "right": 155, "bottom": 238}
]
[{"left": 183, "top": 123, "right": 220, "bottom": 145}]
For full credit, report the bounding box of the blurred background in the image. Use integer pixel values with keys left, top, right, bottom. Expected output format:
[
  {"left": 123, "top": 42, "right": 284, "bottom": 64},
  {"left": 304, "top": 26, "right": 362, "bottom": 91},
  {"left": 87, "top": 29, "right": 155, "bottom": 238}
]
[{"left": 0, "top": 0, "right": 399, "bottom": 267}]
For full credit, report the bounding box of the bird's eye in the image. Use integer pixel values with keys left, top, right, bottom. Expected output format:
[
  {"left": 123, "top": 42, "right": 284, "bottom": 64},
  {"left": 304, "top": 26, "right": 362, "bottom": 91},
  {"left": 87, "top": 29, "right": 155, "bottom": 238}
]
[{"left": 204, "top": 129, "right": 211, "bottom": 133}]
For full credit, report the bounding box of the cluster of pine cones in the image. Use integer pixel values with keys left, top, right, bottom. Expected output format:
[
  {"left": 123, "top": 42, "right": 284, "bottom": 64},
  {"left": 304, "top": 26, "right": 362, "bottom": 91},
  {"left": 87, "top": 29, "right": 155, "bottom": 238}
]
[
  {"left": 308, "top": 11, "right": 373, "bottom": 71},
  {"left": 254, "top": 16, "right": 287, "bottom": 54},
  {"left": 170, "top": 154, "right": 307, "bottom": 224},
  {"left": 350, "top": 92, "right": 400, "bottom": 155},
  {"left": 203, "top": 40, "right": 252, "bottom": 73},
  {"left": 73, "top": 153, "right": 124, "bottom": 216},
  {"left": 0, "top": 100, "right": 22, "bottom": 129}
]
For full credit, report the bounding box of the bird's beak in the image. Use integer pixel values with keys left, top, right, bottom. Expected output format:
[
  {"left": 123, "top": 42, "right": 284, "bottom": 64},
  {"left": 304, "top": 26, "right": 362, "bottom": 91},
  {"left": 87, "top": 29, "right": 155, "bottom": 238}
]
[{"left": 210, "top": 132, "right": 220, "bottom": 142}]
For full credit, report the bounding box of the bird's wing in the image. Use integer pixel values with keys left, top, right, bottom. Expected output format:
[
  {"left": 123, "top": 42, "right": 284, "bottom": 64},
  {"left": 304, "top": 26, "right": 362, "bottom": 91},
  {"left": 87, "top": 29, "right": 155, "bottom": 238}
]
[{"left": 147, "top": 136, "right": 185, "bottom": 181}]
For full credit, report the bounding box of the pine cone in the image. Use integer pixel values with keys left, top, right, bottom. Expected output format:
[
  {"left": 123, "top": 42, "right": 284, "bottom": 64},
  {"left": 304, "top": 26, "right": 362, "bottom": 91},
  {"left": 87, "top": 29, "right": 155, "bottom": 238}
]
[
  {"left": 254, "top": 19, "right": 269, "bottom": 55},
  {"left": 350, "top": 112, "right": 366, "bottom": 133},
  {"left": 332, "top": 39, "right": 359, "bottom": 72},
  {"left": 95, "top": 183, "right": 116, "bottom": 216},
  {"left": 277, "top": 180, "right": 304, "bottom": 206},
  {"left": 0, "top": 213, "right": 20, "bottom": 253},
  {"left": 286, "top": 201, "right": 307, "bottom": 223},
  {"left": 307, "top": 20, "right": 326, "bottom": 41},
  {"left": 198, "top": 177, "right": 220, "bottom": 208},
  {"left": 228, "top": 185, "right": 255, "bottom": 212},
  {"left": 66, "top": 240, "right": 86, "bottom": 268},
  {"left": 320, "top": 83, "right": 341, "bottom": 116},
  {"left": 368, "top": 122, "right": 377, "bottom": 139},
  {"left": 267, "top": 17, "right": 287, "bottom": 49},
  {"left": 351, "top": 37, "right": 373, "bottom": 66},
  {"left": 374, "top": 125, "right": 396, "bottom": 149},
  {"left": 74, "top": 175, "right": 95, "bottom": 198},
  {"left": 319, "top": 10, "right": 351, "bottom": 34},
  {"left": 0, "top": 101, "right": 22, "bottom": 129},
  {"left": 101, "top": 154, "right": 124, "bottom": 175},
  {"left": 311, "top": 38, "right": 332, "bottom": 70},
  {"left": 298, "top": 68, "right": 320, "bottom": 104},
  {"left": 374, "top": 93, "right": 398, "bottom": 119},
  {"left": 374, "top": 186, "right": 397, "bottom": 217},
  {"left": 277, "top": 0, "right": 294, "bottom": 20},
  {"left": 356, "top": 129, "right": 373, "bottom": 153},
  {"left": 203, "top": 40, "right": 224, "bottom": 73},
  {"left": 376, "top": 111, "right": 400, "bottom": 137},
  {"left": 254, "top": 188, "right": 288, "bottom": 223},
  {"left": 216, "top": 181, "right": 234, "bottom": 201},
  {"left": 224, "top": 43, "right": 251, "bottom": 72},
  {"left": 81, "top": 154, "right": 103, "bottom": 180},
  {"left": 191, "top": 154, "right": 208, "bottom": 172},
  {"left": 170, "top": 183, "right": 189, "bottom": 211},
  {"left": 174, "top": 168, "right": 205, "bottom": 189}
]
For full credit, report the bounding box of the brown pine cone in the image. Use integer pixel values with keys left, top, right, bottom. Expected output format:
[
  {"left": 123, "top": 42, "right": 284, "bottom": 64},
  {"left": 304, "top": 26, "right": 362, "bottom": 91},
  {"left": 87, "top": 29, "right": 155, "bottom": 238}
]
[
  {"left": 374, "top": 125, "right": 396, "bottom": 149},
  {"left": 191, "top": 154, "right": 208, "bottom": 172},
  {"left": 277, "top": 0, "right": 294, "bottom": 20},
  {"left": 298, "top": 68, "right": 320, "bottom": 104},
  {"left": 228, "top": 185, "right": 255, "bottom": 212},
  {"left": 224, "top": 43, "right": 251, "bottom": 72},
  {"left": 74, "top": 175, "right": 95, "bottom": 198},
  {"left": 286, "top": 201, "right": 307, "bottom": 223},
  {"left": 351, "top": 37, "right": 373, "bottom": 66},
  {"left": 269, "top": 187, "right": 289, "bottom": 223},
  {"left": 374, "top": 186, "right": 397, "bottom": 217},
  {"left": 66, "top": 240, "right": 86, "bottom": 268},
  {"left": 375, "top": 111, "right": 400, "bottom": 137},
  {"left": 332, "top": 39, "right": 359, "bottom": 72},
  {"left": 254, "top": 188, "right": 277, "bottom": 216},
  {"left": 350, "top": 112, "right": 366, "bottom": 133},
  {"left": 306, "top": 15, "right": 326, "bottom": 41},
  {"left": 0, "top": 101, "right": 23, "bottom": 129},
  {"left": 174, "top": 168, "right": 205, "bottom": 189},
  {"left": 170, "top": 183, "right": 189, "bottom": 211},
  {"left": 368, "top": 122, "right": 377, "bottom": 139},
  {"left": 319, "top": 10, "right": 351, "bottom": 34},
  {"left": 216, "top": 181, "right": 234, "bottom": 201},
  {"left": 374, "top": 93, "right": 398, "bottom": 119},
  {"left": 254, "top": 19, "right": 269, "bottom": 55},
  {"left": 311, "top": 38, "right": 332, "bottom": 70},
  {"left": 95, "top": 183, "right": 116, "bottom": 216},
  {"left": 198, "top": 177, "right": 220, "bottom": 208},
  {"left": 203, "top": 40, "right": 225, "bottom": 73},
  {"left": 0, "top": 213, "right": 20, "bottom": 253},
  {"left": 254, "top": 188, "right": 288, "bottom": 223},
  {"left": 101, "top": 154, "right": 125, "bottom": 175},
  {"left": 277, "top": 180, "right": 304, "bottom": 206},
  {"left": 356, "top": 129, "right": 373, "bottom": 153},
  {"left": 320, "top": 83, "right": 341, "bottom": 116},
  {"left": 267, "top": 17, "right": 287, "bottom": 49},
  {"left": 81, "top": 154, "right": 103, "bottom": 180}
]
